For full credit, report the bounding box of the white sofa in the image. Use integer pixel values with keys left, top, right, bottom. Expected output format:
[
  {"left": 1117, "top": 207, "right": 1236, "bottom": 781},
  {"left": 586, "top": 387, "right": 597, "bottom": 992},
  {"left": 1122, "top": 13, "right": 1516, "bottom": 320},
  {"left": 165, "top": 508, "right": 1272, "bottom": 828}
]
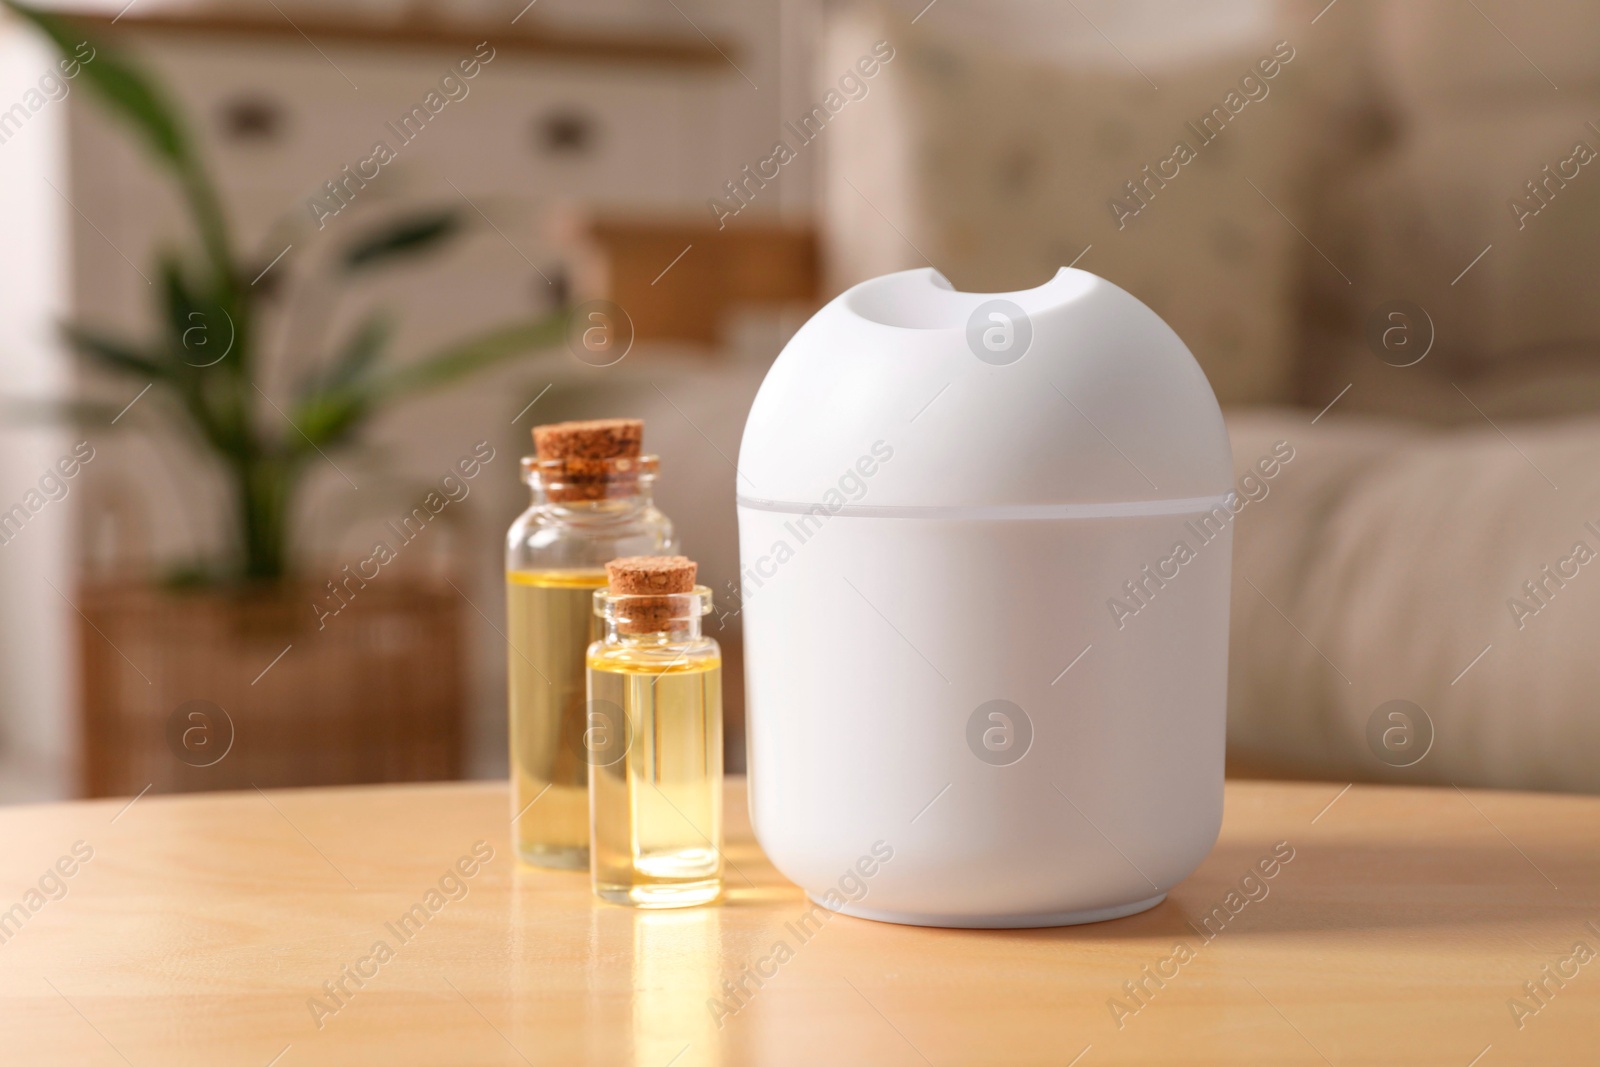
[{"left": 815, "top": 0, "right": 1600, "bottom": 791}]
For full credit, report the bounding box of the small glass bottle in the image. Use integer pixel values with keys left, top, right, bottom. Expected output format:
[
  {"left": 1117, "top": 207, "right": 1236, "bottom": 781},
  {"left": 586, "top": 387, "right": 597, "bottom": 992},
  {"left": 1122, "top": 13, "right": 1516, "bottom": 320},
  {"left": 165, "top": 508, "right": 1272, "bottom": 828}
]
[
  {"left": 506, "top": 419, "right": 676, "bottom": 869},
  {"left": 587, "top": 556, "right": 723, "bottom": 908}
]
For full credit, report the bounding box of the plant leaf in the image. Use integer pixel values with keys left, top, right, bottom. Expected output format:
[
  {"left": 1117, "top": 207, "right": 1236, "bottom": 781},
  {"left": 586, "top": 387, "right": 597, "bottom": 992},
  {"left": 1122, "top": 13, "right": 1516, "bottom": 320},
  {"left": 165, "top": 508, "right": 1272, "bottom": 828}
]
[
  {"left": 146, "top": 257, "right": 252, "bottom": 458},
  {"left": 159, "top": 258, "right": 204, "bottom": 349},
  {"left": 342, "top": 210, "right": 462, "bottom": 273},
  {"left": 0, "top": 394, "right": 128, "bottom": 426},
  {"left": 369, "top": 314, "right": 569, "bottom": 400},
  {"left": 60, "top": 324, "right": 167, "bottom": 379},
  {"left": 1, "top": 2, "right": 187, "bottom": 165},
  {"left": 284, "top": 313, "right": 561, "bottom": 452},
  {"left": 322, "top": 312, "right": 393, "bottom": 390},
  {"left": 157, "top": 257, "right": 238, "bottom": 372},
  {"left": 3, "top": 2, "right": 238, "bottom": 295},
  {"left": 286, "top": 385, "right": 367, "bottom": 450},
  {"left": 284, "top": 315, "right": 392, "bottom": 449}
]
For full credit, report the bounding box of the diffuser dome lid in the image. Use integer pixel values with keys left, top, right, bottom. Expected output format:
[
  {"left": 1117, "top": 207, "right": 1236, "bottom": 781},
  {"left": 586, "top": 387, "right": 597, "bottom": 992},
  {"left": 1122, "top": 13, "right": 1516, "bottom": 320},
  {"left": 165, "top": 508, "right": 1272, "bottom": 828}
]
[{"left": 737, "top": 268, "right": 1234, "bottom": 511}]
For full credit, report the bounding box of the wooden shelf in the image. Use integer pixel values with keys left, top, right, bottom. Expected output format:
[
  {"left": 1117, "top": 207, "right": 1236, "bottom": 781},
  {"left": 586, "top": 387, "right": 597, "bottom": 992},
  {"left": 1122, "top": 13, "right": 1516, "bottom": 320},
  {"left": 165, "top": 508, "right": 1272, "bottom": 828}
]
[
  {"left": 57, "top": 4, "right": 735, "bottom": 68},
  {"left": 564, "top": 212, "right": 820, "bottom": 348}
]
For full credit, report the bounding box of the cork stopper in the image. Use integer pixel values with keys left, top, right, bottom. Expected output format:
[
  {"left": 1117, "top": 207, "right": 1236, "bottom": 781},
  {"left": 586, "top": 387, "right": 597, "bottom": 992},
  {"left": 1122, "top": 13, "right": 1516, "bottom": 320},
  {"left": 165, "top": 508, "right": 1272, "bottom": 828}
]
[
  {"left": 533, "top": 418, "right": 643, "bottom": 461},
  {"left": 532, "top": 418, "right": 644, "bottom": 502},
  {"left": 606, "top": 556, "right": 696, "bottom": 594},
  {"left": 605, "top": 556, "right": 698, "bottom": 634}
]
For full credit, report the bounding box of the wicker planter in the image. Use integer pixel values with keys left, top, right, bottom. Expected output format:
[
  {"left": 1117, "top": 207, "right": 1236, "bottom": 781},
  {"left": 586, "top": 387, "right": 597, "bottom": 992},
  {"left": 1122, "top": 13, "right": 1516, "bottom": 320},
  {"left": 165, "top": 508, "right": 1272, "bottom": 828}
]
[{"left": 78, "top": 578, "right": 464, "bottom": 796}]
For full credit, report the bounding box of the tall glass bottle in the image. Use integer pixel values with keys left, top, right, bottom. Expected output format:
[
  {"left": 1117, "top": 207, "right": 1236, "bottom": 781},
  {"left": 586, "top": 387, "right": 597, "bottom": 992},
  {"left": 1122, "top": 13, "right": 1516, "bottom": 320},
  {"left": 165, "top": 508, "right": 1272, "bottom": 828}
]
[
  {"left": 507, "top": 436, "right": 675, "bottom": 869},
  {"left": 588, "top": 557, "right": 723, "bottom": 908}
]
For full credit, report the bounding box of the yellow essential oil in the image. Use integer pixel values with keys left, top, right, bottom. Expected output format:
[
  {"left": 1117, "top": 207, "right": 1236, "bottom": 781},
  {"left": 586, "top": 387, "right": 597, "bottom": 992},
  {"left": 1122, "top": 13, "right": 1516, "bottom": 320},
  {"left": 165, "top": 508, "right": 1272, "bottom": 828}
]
[
  {"left": 505, "top": 421, "right": 677, "bottom": 870},
  {"left": 588, "top": 558, "right": 723, "bottom": 908},
  {"left": 507, "top": 569, "right": 608, "bottom": 869}
]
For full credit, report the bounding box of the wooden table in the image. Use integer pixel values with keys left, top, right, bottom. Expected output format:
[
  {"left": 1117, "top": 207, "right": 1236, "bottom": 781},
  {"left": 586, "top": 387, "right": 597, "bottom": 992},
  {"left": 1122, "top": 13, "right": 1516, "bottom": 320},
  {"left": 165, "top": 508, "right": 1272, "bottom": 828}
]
[{"left": 3, "top": 778, "right": 1596, "bottom": 1065}]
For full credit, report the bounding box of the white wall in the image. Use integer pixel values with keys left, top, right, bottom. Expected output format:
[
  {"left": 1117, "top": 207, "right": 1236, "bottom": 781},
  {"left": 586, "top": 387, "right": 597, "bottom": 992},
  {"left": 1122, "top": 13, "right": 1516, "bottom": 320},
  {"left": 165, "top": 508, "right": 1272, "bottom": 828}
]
[
  {"left": 0, "top": 25, "right": 78, "bottom": 801},
  {"left": 872, "top": 0, "right": 1277, "bottom": 69}
]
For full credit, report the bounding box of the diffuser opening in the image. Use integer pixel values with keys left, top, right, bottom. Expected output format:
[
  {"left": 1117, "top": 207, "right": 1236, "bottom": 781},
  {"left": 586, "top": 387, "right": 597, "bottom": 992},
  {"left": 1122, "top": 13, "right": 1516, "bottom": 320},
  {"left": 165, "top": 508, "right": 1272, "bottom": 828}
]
[{"left": 844, "top": 267, "right": 1095, "bottom": 330}]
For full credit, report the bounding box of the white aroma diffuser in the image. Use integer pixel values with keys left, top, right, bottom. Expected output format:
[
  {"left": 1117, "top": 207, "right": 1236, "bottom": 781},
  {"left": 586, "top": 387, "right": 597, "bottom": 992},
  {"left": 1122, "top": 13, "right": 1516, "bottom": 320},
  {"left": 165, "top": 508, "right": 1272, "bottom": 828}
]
[{"left": 736, "top": 267, "right": 1235, "bottom": 927}]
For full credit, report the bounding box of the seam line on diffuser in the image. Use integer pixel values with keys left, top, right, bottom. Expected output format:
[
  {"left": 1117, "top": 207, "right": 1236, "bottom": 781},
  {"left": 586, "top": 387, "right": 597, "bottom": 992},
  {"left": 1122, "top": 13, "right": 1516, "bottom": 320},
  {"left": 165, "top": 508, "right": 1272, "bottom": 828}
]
[{"left": 734, "top": 494, "right": 1237, "bottom": 520}]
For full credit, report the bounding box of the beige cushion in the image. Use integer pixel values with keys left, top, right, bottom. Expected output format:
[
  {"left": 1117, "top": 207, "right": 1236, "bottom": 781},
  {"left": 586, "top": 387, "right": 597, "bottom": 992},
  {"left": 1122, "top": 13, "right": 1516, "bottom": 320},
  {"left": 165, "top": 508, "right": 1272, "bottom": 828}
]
[{"left": 1374, "top": 0, "right": 1600, "bottom": 108}]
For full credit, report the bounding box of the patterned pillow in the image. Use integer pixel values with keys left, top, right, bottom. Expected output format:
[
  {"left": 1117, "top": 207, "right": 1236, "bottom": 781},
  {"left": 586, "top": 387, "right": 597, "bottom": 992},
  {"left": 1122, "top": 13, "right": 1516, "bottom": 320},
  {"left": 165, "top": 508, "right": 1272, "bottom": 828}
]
[
  {"left": 1299, "top": 0, "right": 1600, "bottom": 421},
  {"left": 819, "top": 3, "right": 1332, "bottom": 405}
]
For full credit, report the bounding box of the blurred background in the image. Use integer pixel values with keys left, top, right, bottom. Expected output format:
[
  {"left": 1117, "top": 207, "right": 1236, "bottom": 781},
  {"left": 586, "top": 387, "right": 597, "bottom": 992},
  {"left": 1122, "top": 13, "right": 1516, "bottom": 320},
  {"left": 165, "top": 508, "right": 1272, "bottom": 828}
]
[{"left": 2, "top": 0, "right": 1598, "bottom": 803}]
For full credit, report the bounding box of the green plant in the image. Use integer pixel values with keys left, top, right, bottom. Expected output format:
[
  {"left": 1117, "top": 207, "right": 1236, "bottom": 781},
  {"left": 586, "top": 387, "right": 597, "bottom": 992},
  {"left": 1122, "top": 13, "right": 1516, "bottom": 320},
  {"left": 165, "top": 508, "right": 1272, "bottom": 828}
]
[{"left": 2, "top": 2, "right": 565, "bottom": 583}]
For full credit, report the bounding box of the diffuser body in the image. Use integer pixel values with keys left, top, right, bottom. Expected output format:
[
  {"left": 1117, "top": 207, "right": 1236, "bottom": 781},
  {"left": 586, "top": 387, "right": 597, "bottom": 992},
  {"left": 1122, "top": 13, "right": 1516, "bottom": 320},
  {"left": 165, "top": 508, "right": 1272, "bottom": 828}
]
[{"left": 736, "top": 268, "right": 1235, "bottom": 927}]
